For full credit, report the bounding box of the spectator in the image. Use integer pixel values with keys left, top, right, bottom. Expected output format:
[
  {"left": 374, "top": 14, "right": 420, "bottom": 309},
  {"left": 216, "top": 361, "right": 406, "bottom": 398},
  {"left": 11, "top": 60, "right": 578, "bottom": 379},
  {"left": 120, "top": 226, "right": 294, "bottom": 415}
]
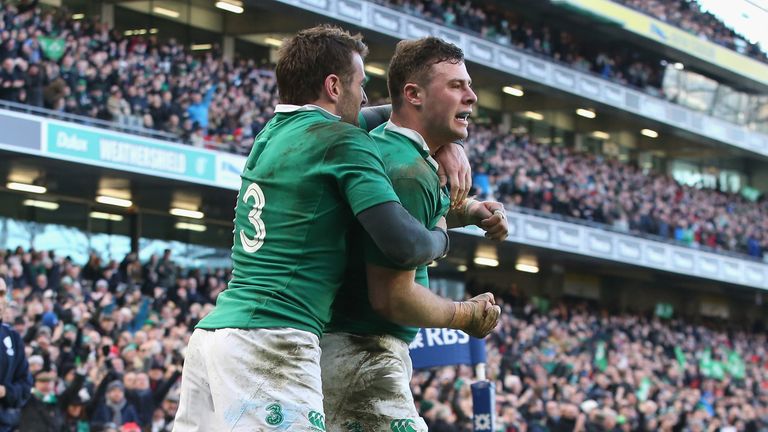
[
  {"left": 186, "top": 84, "right": 216, "bottom": 130},
  {"left": 0, "top": 277, "right": 32, "bottom": 432},
  {"left": 92, "top": 380, "right": 140, "bottom": 427},
  {"left": 0, "top": 58, "right": 24, "bottom": 102},
  {"left": 18, "top": 363, "right": 89, "bottom": 432}
]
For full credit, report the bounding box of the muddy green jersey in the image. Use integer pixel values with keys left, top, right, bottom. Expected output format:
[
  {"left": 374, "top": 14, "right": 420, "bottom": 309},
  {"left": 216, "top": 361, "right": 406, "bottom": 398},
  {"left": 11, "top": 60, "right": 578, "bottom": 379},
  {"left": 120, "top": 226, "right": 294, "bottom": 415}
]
[
  {"left": 197, "top": 105, "right": 400, "bottom": 337},
  {"left": 326, "top": 121, "right": 450, "bottom": 343}
]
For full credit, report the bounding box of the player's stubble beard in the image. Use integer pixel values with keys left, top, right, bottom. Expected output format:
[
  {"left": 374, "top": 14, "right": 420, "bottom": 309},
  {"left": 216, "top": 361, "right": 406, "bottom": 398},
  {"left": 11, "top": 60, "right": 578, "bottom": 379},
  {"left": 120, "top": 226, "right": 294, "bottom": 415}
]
[{"left": 337, "top": 80, "right": 361, "bottom": 126}]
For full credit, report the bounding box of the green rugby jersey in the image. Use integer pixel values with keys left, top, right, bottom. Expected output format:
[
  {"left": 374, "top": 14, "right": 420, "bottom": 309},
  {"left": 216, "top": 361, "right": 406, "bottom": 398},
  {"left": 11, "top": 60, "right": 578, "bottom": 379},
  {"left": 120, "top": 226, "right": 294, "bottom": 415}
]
[
  {"left": 197, "top": 105, "right": 400, "bottom": 337},
  {"left": 326, "top": 121, "right": 450, "bottom": 343}
]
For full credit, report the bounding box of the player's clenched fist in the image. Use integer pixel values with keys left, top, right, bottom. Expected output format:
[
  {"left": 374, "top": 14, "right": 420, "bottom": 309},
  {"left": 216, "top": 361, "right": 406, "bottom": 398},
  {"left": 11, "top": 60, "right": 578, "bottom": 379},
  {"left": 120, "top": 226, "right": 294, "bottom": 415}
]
[{"left": 449, "top": 292, "right": 501, "bottom": 338}]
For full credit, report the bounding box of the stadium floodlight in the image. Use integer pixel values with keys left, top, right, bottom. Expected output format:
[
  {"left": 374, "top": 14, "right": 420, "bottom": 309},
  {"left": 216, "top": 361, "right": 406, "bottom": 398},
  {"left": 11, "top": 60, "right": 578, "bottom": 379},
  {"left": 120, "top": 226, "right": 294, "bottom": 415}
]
[
  {"left": 641, "top": 128, "right": 659, "bottom": 138},
  {"left": 264, "top": 37, "right": 283, "bottom": 48},
  {"left": 673, "top": 62, "right": 685, "bottom": 70},
  {"left": 175, "top": 222, "right": 207, "bottom": 232},
  {"left": 7, "top": 182, "right": 46, "bottom": 194},
  {"left": 72, "top": 13, "right": 85, "bottom": 20},
  {"left": 90, "top": 211, "right": 124, "bottom": 222},
  {"left": 515, "top": 263, "right": 539, "bottom": 273},
  {"left": 191, "top": 44, "right": 213, "bottom": 51},
  {"left": 22, "top": 199, "right": 59, "bottom": 211},
  {"left": 591, "top": 131, "right": 611, "bottom": 140},
  {"left": 502, "top": 86, "right": 524, "bottom": 97},
  {"left": 457, "top": 264, "right": 468, "bottom": 272},
  {"left": 364, "top": 65, "right": 386, "bottom": 77},
  {"left": 474, "top": 257, "right": 499, "bottom": 267},
  {"left": 576, "top": 108, "right": 596, "bottom": 119},
  {"left": 96, "top": 195, "right": 132, "bottom": 208},
  {"left": 152, "top": 6, "right": 180, "bottom": 18},
  {"left": 524, "top": 111, "right": 544, "bottom": 121},
  {"left": 170, "top": 208, "right": 204, "bottom": 219},
  {"left": 215, "top": 0, "right": 244, "bottom": 14}
]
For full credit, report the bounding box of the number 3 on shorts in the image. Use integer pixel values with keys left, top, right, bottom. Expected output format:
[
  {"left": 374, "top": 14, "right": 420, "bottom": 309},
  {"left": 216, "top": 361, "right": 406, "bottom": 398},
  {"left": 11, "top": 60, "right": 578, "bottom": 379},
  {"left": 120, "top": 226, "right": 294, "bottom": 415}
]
[
  {"left": 240, "top": 182, "right": 267, "bottom": 253},
  {"left": 265, "top": 403, "right": 284, "bottom": 426}
]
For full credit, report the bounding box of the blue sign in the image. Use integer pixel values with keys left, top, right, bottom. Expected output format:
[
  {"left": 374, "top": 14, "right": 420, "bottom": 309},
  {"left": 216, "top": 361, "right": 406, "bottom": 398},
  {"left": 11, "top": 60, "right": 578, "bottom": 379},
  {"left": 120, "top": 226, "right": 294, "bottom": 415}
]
[
  {"left": 471, "top": 381, "right": 495, "bottom": 431},
  {"left": 408, "top": 328, "right": 486, "bottom": 369},
  {"left": 46, "top": 122, "right": 216, "bottom": 182}
]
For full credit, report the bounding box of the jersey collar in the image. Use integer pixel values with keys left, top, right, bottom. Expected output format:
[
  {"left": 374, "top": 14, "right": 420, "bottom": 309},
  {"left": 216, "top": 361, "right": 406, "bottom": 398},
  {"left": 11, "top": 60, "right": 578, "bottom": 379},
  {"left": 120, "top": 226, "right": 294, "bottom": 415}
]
[
  {"left": 274, "top": 104, "right": 341, "bottom": 121},
  {"left": 384, "top": 121, "right": 439, "bottom": 171}
]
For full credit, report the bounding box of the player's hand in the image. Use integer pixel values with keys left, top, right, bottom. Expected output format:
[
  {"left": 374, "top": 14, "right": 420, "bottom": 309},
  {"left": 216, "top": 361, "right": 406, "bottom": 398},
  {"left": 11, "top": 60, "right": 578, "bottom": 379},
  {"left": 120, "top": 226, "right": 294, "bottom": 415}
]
[
  {"left": 478, "top": 202, "right": 509, "bottom": 241},
  {"left": 0, "top": 385, "right": 6, "bottom": 399},
  {"left": 451, "top": 292, "right": 501, "bottom": 338},
  {"left": 435, "top": 142, "right": 471, "bottom": 209}
]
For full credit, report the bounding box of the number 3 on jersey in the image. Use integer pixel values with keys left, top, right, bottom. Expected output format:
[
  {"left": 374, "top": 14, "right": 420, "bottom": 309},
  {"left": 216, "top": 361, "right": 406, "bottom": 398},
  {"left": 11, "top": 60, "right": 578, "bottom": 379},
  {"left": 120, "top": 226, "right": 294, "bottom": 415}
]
[{"left": 239, "top": 182, "right": 267, "bottom": 253}]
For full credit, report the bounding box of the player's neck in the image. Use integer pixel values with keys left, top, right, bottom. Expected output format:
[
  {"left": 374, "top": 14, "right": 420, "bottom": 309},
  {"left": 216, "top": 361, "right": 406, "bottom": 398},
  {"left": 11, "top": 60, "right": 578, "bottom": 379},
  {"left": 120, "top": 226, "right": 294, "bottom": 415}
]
[
  {"left": 390, "top": 112, "right": 441, "bottom": 155},
  {"left": 308, "top": 100, "right": 339, "bottom": 117}
]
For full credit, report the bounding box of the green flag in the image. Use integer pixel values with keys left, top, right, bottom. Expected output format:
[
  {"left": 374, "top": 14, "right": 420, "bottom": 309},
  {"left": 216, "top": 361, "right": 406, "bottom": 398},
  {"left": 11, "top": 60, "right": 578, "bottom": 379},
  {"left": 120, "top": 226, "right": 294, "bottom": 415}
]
[
  {"left": 636, "top": 377, "right": 652, "bottom": 401},
  {"left": 39, "top": 36, "right": 66, "bottom": 61},
  {"left": 699, "top": 348, "right": 712, "bottom": 377},
  {"left": 711, "top": 361, "right": 725, "bottom": 380},
  {"left": 655, "top": 303, "right": 673, "bottom": 319},
  {"left": 674, "top": 346, "right": 687, "bottom": 368},
  {"left": 594, "top": 341, "right": 607, "bottom": 372},
  {"left": 726, "top": 350, "right": 746, "bottom": 380}
]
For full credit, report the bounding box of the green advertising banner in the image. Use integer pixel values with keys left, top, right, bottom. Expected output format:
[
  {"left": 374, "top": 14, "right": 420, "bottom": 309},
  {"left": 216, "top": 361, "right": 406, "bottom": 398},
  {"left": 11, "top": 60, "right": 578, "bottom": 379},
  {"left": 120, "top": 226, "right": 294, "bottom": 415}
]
[{"left": 46, "top": 122, "right": 216, "bottom": 183}]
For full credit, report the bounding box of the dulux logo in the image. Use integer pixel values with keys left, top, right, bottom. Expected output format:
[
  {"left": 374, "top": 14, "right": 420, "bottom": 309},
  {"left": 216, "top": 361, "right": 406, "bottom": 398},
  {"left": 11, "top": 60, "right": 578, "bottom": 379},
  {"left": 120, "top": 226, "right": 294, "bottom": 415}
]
[{"left": 55, "top": 131, "right": 88, "bottom": 152}]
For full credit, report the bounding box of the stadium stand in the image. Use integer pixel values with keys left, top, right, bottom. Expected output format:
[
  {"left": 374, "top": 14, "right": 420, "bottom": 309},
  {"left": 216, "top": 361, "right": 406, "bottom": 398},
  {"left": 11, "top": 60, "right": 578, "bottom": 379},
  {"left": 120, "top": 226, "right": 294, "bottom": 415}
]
[
  {"left": 2, "top": 0, "right": 763, "bottom": 152},
  {"left": 615, "top": 0, "right": 767, "bottom": 62},
  {"left": 0, "top": 0, "right": 766, "bottom": 260},
  {"left": 2, "top": 0, "right": 768, "bottom": 430},
  {"left": 464, "top": 124, "right": 768, "bottom": 258},
  {"left": 413, "top": 291, "right": 768, "bottom": 432},
  {"left": 0, "top": 0, "right": 278, "bottom": 154},
  {"left": 373, "top": 0, "right": 767, "bottom": 65},
  {"left": 1, "top": 248, "right": 766, "bottom": 431}
]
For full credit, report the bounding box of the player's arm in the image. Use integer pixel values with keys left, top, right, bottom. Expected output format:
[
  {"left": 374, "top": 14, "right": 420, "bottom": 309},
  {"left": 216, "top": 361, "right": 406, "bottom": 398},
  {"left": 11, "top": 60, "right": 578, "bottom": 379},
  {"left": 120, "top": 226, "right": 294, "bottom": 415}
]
[
  {"left": 366, "top": 263, "right": 500, "bottom": 338},
  {"left": 359, "top": 104, "right": 392, "bottom": 132},
  {"left": 446, "top": 198, "right": 509, "bottom": 241},
  {"left": 330, "top": 130, "right": 449, "bottom": 267},
  {"left": 357, "top": 203, "right": 449, "bottom": 268}
]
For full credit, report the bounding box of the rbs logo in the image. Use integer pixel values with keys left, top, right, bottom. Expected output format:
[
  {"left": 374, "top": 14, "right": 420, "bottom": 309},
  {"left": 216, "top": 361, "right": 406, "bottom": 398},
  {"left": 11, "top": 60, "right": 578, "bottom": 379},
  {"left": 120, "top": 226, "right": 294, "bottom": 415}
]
[{"left": 409, "top": 328, "right": 470, "bottom": 349}]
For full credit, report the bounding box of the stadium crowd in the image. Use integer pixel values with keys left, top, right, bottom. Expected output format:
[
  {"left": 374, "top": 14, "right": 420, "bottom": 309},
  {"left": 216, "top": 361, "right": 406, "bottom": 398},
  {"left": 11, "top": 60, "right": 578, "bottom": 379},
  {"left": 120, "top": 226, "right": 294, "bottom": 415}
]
[
  {"left": 377, "top": 0, "right": 767, "bottom": 64},
  {"left": 2, "top": 0, "right": 767, "bottom": 259},
  {"left": 1, "top": 247, "right": 767, "bottom": 431},
  {"left": 463, "top": 124, "right": 768, "bottom": 259},
  {"left": 3, "top": 0, "right": 760, "bottom": 154},
  {"left": 616, "top": 0, "right": 767, "bottom": 62},
  {"left": 0, "top": 0, "right": 277, "bottom": 154},
  {"left": 414, "top": 287, "right": 768, "bottom": 432},
  {"left": 374, "top": 0, "right": 666, "bottom": 95},
  {"left": 0, "top": 246, "right": 228, "bottom": 431}
]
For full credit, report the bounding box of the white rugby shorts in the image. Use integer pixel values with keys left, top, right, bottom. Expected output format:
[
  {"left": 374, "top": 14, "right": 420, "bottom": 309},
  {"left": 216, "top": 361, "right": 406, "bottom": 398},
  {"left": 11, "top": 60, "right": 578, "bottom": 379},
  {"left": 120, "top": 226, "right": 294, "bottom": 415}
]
[
  {"left": 320, "top": 332, "right": 428, "bottom": 432},
  {"left": 174, "top": 327, "right": 327, "bottom": 431}
]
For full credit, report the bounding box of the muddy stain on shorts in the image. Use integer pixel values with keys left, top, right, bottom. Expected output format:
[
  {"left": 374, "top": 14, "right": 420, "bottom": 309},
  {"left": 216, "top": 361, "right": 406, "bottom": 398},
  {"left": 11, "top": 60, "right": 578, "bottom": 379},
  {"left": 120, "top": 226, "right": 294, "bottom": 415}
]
[{"left": 324, "top": 334, "right": 415, "bottom": 430}]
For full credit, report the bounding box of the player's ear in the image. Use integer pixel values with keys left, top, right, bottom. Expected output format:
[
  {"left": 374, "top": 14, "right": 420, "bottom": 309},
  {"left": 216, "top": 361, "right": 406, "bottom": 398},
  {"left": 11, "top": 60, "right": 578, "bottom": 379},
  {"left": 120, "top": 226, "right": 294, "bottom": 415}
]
[
  {"left": 323, "top": 74, "right": 342, "bottom": 104},
  {"left": 403, "top": 83, "right": 422, "bottom": 108}
]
